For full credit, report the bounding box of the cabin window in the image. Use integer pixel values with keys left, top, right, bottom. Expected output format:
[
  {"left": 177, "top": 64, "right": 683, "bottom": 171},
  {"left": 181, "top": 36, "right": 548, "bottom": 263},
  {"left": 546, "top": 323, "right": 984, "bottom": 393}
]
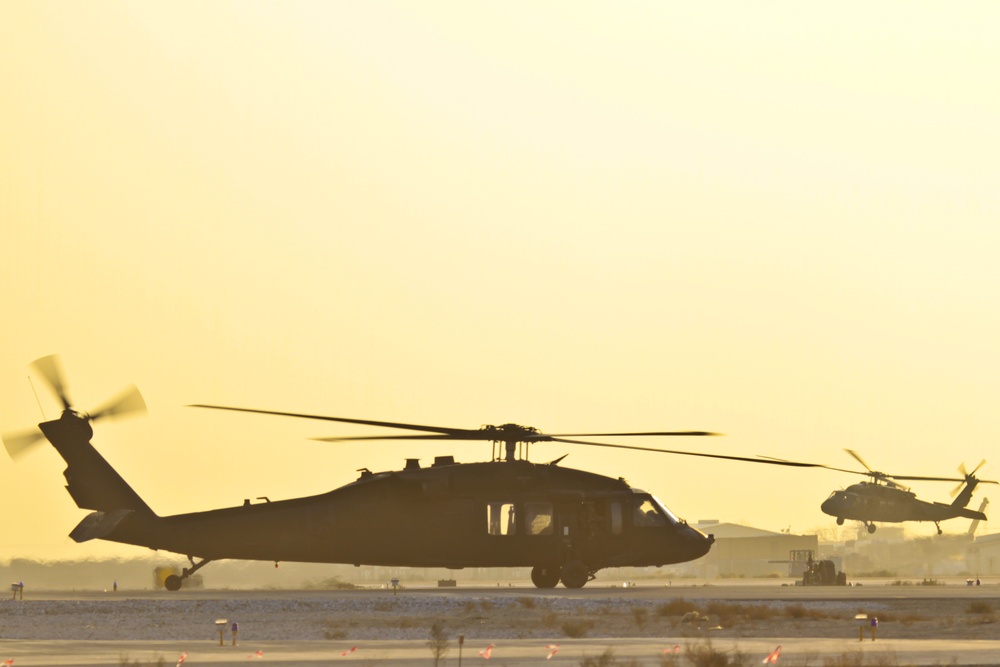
[
  {"left": 487, "top": 502, "right": 517, "bottom": 535},
  {"left": 525, "top": 502, "right": 554, "bottom": 535},
  {"left": 610, "top": 501, "right": 623, "bottom": 535},
  {"left": 633, "top": 498, "right": 667, "bottom": 527}
]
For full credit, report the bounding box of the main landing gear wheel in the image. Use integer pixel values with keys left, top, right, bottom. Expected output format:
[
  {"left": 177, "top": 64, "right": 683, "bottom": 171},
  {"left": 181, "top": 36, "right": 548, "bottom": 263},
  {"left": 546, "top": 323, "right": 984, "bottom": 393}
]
[
  {"left": 559, "top": 560, "right": 590, "bottom": 589},
  {"left": 866, "top": 523, "right": 877, "bottom": 534},
  {"left": 164, "top": 574, "right": 183, "bottom": 591},
  {"left": 531, "top": 565, "right": 560, "bottom": 589}
]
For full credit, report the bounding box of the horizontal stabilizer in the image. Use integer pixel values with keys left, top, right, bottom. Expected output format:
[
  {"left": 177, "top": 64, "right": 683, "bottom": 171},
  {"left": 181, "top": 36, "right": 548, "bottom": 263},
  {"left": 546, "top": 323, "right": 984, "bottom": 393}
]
[
  {"left": 959, "top": 507, "right": 988, "bottom": 522},
  {"left": 69, "top": 509, "right": 133, "bottom": 543}
]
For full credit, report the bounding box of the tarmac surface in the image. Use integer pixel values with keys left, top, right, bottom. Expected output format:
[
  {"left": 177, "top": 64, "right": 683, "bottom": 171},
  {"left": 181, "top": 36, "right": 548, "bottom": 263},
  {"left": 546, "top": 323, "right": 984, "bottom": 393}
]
[
  {"left": 17, "top": 577, "right": 1000, "bottom": 601},
  {"left": 3, "top": 583, "right": 999, "bottom": 666},
  {"left": 6, "top": 637, "right": 1000, "bottom": 667}
]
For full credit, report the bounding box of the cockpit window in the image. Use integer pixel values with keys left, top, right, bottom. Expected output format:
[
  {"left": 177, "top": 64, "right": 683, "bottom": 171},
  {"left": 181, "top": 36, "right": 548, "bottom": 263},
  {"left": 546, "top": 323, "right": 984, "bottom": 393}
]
[
  {"left": 633, "top": 498, "right": 667, "bottom": 527},
  {"left": 651, "top": 496, "right": 681, "bottom": 525}
]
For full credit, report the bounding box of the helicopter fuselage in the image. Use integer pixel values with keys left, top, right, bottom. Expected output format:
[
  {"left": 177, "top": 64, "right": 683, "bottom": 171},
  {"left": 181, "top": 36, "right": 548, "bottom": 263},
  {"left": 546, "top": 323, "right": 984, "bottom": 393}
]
[
  {"left": 820, "top": 481, "right": 986, "bottom": 529},
  {"left": 40, "top": 415, "right": 713, "bottom": 588}
]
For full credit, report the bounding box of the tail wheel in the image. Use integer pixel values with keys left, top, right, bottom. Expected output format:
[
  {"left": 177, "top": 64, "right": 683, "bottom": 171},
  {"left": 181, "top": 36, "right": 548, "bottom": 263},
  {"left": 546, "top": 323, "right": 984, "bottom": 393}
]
[
  {"left": 559, "top": 560, "right": 590, "bottom": 589},
  {"left": 866, "top": 523, "right": 877, "bottom": 534},
  {"left": 531, "top": 565, "right": 560, "bottom": 589},
  {"left": 162, "top": 558, "right": 213, "bottom": 592}
]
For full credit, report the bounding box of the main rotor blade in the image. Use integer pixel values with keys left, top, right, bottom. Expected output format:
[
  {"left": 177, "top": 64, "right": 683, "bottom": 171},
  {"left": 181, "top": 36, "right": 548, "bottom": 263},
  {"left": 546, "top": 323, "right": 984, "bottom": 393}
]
[
  {"left": 549, "top": 437, "right": 831, "bottom": 467},
  {"left": 844, "top": 449, "right": 873, "bottom": 472},
  {"left": 758, "top": 455, "right": 860, "bottom": 476},
  {"left": 91, "top": 385, "right": 147, "bottom": 421},
  {"left": 550, "top": 431, "right": 722, "bottom": 437},
  {"left": 891, "top": 474, "right": 971, "bottom": 483},
  {"left": 190, "top": 406, "right": 725, "bottom": 446},
  {"left": 311, "top": 434, "right": 462, "bottom": 443},
  {"left": 189, "top": 405, "right": 479, "bottom": 438},
  {"left": 31, "top": 354, "right": 71, "bottom": 410},
  {"left": 2, "top": 428, "right": 46, "bottom": 460}
]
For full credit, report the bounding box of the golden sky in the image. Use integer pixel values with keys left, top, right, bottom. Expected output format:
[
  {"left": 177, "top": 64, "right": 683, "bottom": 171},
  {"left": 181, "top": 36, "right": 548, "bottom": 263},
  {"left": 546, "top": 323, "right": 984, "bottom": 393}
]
[{"left": 2, "top": 1, "right": 999, "bottom": 561}]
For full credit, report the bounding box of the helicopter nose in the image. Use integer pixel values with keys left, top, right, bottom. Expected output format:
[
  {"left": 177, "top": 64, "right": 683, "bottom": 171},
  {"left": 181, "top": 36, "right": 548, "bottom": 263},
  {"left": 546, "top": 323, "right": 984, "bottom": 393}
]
[
  {"left": 821, "top": 494, "right": 843, "bottom": 517},
  {"left": 680, "top": 524, "right": 714, "bottom": 559}
]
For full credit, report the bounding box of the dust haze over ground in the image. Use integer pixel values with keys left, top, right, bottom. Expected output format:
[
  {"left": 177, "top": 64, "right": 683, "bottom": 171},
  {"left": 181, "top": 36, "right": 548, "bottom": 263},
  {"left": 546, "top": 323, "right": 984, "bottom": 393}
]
[
  {"left": 0, "top": 557, "right": 355, "bottom": 592},
  {"left": 3, "top": 582, "right": 1000, "bottom": 642}
]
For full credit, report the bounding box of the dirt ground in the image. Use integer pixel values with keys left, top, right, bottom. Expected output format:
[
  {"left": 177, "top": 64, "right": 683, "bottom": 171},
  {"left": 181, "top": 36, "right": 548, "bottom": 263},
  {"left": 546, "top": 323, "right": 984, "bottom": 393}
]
[
  {"left": 4, "top": 588, "right": 996, "bottom": 643},
  {"left": 316, "top": 594, "right": 999, "bottom": 642}
]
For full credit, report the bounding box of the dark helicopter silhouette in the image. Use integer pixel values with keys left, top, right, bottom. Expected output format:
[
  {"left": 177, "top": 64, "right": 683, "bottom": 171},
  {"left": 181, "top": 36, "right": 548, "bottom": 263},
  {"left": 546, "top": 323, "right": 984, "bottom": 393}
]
[
  {"left": 8, "top": 357, "right": 990, "bottom": 590},
  {"left": 756, "top": 449, "right": 996, "bottom": 535},
  {"left": 2, "top": 355, "right": 816, "bottom": 591},
  {"left": 816, "top": 450, "right": 995, "bottom": 535}
]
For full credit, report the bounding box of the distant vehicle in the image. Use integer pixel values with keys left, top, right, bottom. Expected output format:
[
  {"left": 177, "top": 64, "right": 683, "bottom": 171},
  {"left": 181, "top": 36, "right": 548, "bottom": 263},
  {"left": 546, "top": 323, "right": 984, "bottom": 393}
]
[{"left": 800, "top": 554, "right": 847, "bottom": 586}]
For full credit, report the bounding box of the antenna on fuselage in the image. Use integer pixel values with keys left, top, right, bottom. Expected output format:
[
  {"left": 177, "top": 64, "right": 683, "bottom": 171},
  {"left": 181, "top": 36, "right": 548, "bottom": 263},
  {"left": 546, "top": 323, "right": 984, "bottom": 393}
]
[{"left": 29, "top": 375, "right": 47, "bottom": 420}]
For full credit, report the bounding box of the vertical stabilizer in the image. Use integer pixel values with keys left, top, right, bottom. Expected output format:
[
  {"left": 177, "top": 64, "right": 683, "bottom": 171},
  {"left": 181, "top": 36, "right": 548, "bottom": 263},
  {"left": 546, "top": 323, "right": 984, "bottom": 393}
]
[
  {"left": 39, "top": 415, "right": 152, "bottom": 514},
  {"left": 952, "top": 477, "right": 980, "bottom": 509},
  {"left": 968, "top": 497, "right": 989, "bottom": 538}
]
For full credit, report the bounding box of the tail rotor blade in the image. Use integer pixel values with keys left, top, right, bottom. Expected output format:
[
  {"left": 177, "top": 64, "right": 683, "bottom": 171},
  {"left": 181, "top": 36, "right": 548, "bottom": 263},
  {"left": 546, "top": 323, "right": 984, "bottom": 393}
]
[
  {"left": 31, "top": 355, "right": 72, "bottom": 410},
  {"left": 90, "top": 385, "right": 147, "bottom": 422},
  {"left": 7, "top": 357, "right": 147, "bottom": 463},
  {"left": 2, "top": 428, "right": 46, "bottom": 460}
]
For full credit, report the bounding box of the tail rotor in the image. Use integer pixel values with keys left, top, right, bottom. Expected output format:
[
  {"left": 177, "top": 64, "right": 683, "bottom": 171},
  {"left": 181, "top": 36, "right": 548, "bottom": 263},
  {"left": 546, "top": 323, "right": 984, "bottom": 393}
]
[
  {"left": 952, "top": 459, "right": 988, "bottom": 498},
  {"left": 1, "top": 428, "right": 48, "bottom": 460},
  {"left": 31, "top": 354, "right": 73, "bottom": 411},
  {"left": 2, "top": 355, "right": 146, "bottom": 460}
]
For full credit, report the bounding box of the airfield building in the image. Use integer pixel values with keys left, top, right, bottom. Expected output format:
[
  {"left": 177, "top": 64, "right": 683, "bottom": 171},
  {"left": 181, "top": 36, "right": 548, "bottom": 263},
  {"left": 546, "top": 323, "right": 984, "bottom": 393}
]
[{"left": 684, "top": 521, "right": 819, "bottom": 578}]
